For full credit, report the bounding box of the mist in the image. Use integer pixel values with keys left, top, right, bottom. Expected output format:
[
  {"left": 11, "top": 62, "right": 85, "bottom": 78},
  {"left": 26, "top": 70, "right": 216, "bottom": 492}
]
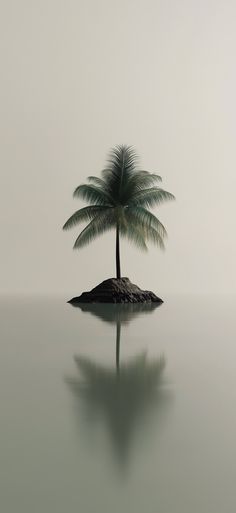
[{"left": 1, "top": 0, "right": 235, "bottom": 295}]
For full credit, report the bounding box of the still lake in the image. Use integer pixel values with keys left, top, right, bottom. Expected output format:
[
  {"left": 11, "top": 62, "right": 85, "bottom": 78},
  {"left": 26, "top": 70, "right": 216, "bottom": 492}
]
[{"left": 1, "top": 295, "right": 236, "bottom": 513}]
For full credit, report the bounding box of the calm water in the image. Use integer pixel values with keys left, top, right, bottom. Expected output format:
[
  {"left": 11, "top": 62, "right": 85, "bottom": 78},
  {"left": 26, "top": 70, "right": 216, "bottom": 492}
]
[{"left": 1, "top": 295, "right": 236, "bottom": 513}]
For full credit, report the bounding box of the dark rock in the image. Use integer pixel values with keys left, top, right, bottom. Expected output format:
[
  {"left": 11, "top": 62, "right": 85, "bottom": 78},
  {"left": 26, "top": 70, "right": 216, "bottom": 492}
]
[{"left": 68, "top": 277, "right": 163, "bottom": 304}]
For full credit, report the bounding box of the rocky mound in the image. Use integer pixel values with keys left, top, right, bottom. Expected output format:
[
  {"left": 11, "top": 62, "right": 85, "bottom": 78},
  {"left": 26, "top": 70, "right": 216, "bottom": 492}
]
[{"left": 68, "top": 277, "right": 163, "bottom": 304}]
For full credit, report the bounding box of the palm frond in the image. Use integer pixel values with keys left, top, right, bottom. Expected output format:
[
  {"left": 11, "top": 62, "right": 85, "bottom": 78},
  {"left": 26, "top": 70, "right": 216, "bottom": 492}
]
[
  {"left": 63, "top": 205, "right": 110, "bottom": 230},
  {"left": 73, "top": 209, "right": 116, "bottom": 249},
  {"left": 144, "top": 225, "right": 165, "bottom": 249},
  {"left": 125, "top": 208, "right": 165, "bottom": 249},
  {"left": 87, "top": 176, "right": 109, "bottom": 188},
  {"left": 73, "top": 184, "right": 114, "bottom": 206},
  {"left": 107, "top": 145, "right": 139, "bottom": 172},
  {"left": 128, "top": 170, "right": 162, "bottom": 188},
  {"left": 114, "top": 206, "right": 128, "bottom": 229},
  {"left": 130, "top": 187, "right": 175, "bottom": 208},
  {"left": 122, "top": 171, "right": 162, "bottom": 204},
  {"left": 124, "top": 208, "right": 165, "bottom": 249},
  {"left": 102, "top": 145, "right": 140, "bottom": 203},
  {"left": 120, "top": 221, "right": 148, "bottom": 251},
  {"left": 126, "top": 206, "right": 167, "bottom": 239}
]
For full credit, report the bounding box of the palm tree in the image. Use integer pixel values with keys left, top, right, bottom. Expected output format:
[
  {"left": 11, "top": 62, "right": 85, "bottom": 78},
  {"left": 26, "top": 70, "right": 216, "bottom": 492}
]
[{"left": 63, "top": 145, "right": 175, "bottom": 278}]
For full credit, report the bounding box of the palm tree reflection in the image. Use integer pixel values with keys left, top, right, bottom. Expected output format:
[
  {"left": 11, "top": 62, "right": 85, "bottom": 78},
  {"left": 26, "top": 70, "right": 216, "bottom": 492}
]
[
  {"left": 67, "top": 303, "right": 171, "bottom": 469},
  {"left": 74, "top": 301, "right": 161, "bottom": 325},
  {"left": 71, "top": 302, "right": 162, "bottom": 374}
]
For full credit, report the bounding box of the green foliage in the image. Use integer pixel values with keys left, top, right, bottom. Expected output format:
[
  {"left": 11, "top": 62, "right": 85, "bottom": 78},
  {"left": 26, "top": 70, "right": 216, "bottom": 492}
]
[{"left": 63, "top": 144, "right": 175, "bottom": 252}]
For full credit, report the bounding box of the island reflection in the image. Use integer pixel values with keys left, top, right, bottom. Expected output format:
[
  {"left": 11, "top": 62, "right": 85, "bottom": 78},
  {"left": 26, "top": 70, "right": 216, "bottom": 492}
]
[{"left": 66, "top": 303, "right": 171, "bottom": 470}]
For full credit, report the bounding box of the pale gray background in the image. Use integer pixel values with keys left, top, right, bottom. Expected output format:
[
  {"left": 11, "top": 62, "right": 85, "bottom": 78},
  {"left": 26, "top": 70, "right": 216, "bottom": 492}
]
[{"left": 1, "top": 0, "right": 235, "bottom": 295}]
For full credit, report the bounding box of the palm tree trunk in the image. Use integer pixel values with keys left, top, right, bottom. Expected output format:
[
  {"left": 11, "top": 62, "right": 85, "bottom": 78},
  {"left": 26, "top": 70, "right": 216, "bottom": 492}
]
[{"left": 116, "top": 223, "right": 121, "bottom": 279}]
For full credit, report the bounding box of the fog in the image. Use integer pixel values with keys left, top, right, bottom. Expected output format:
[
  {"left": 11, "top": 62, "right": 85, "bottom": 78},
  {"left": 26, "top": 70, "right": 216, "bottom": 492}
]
[{"left": 1, "top": 0, "right": 236, "bottom": 295}]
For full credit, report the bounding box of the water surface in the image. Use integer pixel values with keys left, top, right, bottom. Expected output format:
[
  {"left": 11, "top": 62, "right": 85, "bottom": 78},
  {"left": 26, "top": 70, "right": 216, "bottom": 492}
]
[{"left": 1, "top": 295, "right": 236, "bottom": 513}]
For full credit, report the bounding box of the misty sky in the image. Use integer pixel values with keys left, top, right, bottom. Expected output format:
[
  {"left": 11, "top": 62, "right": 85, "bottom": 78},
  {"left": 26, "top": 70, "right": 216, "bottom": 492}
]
[{"left": 1, "top": 0, "right": 236, "bottom": 295}]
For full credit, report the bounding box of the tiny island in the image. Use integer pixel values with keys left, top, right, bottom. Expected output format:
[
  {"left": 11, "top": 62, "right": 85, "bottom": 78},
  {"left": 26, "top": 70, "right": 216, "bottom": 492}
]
[
  {"left": 63, "top": 145, "right": 175, "bottom": 303},
  {"left": 68, "top": 277, "right": 163, "bottom": 304}
]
